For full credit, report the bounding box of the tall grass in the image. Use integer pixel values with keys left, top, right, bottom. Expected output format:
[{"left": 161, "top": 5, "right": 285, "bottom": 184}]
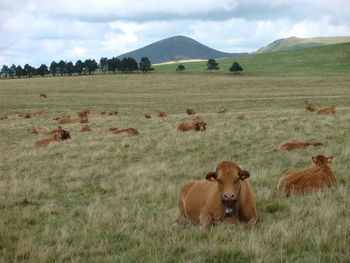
[{"left": 0, "top": 74, "right": 349, "bottom": 262}]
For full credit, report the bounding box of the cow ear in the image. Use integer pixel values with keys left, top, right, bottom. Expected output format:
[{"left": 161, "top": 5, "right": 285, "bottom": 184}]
[
  {"left": 205, "top": 172, "right": 217, "bottom": 182},
  {"left": 238, "top": 169, "right": 250, "bottom": 181},
  {"left": 326, "top": 156, "right": 333, "bottom": 163}
]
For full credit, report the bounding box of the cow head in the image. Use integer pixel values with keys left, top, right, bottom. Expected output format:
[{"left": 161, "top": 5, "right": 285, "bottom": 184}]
[
  {"left": 312, "top": 155, "right": 333, "bottom": 164},
  {"left": 194, "top": 119, "right": 207, "bottom": 131},
  {"left": 205, "top": 161, "right": 250, "bottom": 207}
]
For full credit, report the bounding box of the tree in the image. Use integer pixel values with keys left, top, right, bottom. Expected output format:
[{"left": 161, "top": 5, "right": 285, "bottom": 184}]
[
  {"left": 66, "top": 61, "right": 74, "bottom": 76},
  {"left": 74, "top": 60, "right": 85, "bottom": 75},
  {"left": 120, "top": 57, "right": 138, "bottom": 73},
  {"left": 57, "top": 60, "right": 67, "bottom": 76},
  {"left": 176, "top": 64, "right": 185, "bottom": 72},
  {"left": 9, "top": 64, "right": 16, "bottom": 78},
  {"left": 99, "top": 57, "right": 108, "bottom": 73},
  {"left": 50, "top": 61, "right": 58, "bottom": 77},
  {"left": 139, "top": 57, "right": 154, "bottom": 73},
  {"left": 1, "top": 65, "right": 9, "bottom": 78},
  {"left": 207, "top": 58, "right": 219, "bottom": 71},
  {"left": 229, "top": 61, "right": 243, "bottom": 74},
  {"left": 36, "top": 64, "right": 49, "bottom": 77},
  {"left": 24, "top": 64, "right": 35, "bottom": 77},
  {"left": 15, "top": 65, "right": 24, "bottom": 78},
  {"left": 84, "top": 59, "right": 98, "bottom": 75}
]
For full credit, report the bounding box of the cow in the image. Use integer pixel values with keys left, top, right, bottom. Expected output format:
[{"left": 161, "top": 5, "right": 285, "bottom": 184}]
[
  {"left": 77, "top": 109, "right": 90, "bottom": 117},
  {"left": 186, "top": 108, "right": 196, "bottom": 115},
  {"left": 26, "top": 127, "right": 51, "bottom": 134},
  {"left": 101, "top": 110, "right": 119, "bottom": 115},
  {"left": 304, "top": 100, "right": 318, "bottom": 112},
  {"left": 112, "top": 128, "right": 139, "bottom": 136},
  {"left": 31, "top": 110, "right": 44, "bottom": 116},
  {"left": 317, "top": 106, "right": 336, "bottom": 115},
  {"left": 173, "top": 161, "right": 257, "bottom": 229},
  {"left": 35, "top": 127, "right": 71, "bottom": 146},
  {"left": 217, "top": 109, "right": 229, "bottom": 114},
  {"left": 157, "top": 112, "right": 167, "bottom": 117},
  {"left": 177, "top": 117, "right": 207, "bottom": 132},
  {"left": 0, "top": 115, "right": 8, "bottom": 120},
  {"left": 266, "top": 141, "right": 323, "bottom": 151},
  {"left": 236, "top": 115, "right": 246, "bottom": 120},
  {"left": 18, "top": 114, "right": 32, "bottom": 119},
  {"left": 80, "top": 125, "right": 91, "bottom": 132},
  {"left": 145, "top": 114, "right": 152, "bottom": 119},
  {"left": 53, "top": 116, "right": 70, "bottom": 121},
  {"left": 40, "top": 93, "right": 48, "bottom": 98},
  {"left": 275, "top": 155, "right": 336, "bottom": 196},
  {"left": 69, "top": 116, "right": 89, "bottom": 123},
  {"left": 57, "top": 116, "right": 73, "bottom": 124},
  {"left": 108, "top": 127, "right": 119, "bottom": 132}
]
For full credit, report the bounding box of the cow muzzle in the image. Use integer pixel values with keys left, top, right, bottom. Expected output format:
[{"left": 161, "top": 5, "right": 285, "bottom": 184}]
[{"left": 221, "top": 192, "right": 238, "bottom": 208}]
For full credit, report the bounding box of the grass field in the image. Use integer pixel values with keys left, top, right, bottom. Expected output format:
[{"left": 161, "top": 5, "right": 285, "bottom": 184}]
[
  {"left": 154, "top": 42, "right": 350, "bottom": 76},
  {"left": 0, "top": 73, "right": 350, "bottom": 262}
]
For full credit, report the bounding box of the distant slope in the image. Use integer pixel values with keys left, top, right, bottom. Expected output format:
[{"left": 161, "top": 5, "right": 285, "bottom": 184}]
[
  {"left": 154, "top": 42, "right": 350, "bottom": 76},
  {"left": 117, "top": 36, "right": 247, "bottom": 63},
  {"left": 255, "top": 36, "right": 350, "bottom": 54}
]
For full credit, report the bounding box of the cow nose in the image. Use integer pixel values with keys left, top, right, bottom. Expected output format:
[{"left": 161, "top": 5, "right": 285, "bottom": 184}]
[{"left": 223, "top": 192, "right": 236, "bottom": 201}]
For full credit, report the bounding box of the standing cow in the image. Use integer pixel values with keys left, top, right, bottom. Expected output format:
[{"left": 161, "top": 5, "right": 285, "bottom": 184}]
[{"left": 174, "top": 161, "right": 257, "bottom": 228}]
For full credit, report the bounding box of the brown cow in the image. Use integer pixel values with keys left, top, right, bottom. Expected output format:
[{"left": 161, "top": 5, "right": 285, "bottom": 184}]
[
  {"left": 267, "top": 141, "right": 323, "bottom": 151},
  {"left": 18, "top": 114, "right": 32, "bottom": 119},
  {"left": 186, "top": 108, "right": 196, "bottom": 115},
  {"left": 35, "top": 127, "right": 71, "bottom": 146},
  {"left": 77, "top": 109, "right": 90, "bottom": 117},
  {"left": 40, "top": 93, "right": 48, "bottom": 98},
  {"left": 31, "top": 110, "right": 45, "bottom": 116},
  {"left": 236, "top": 115, "right": 246, "bottom": 120},
  {"left": 112, "top": 128, "right": 139, "bottom": 136},
  {"left": 108, "top": 127, "right": 119, "bottom": 132},
  {"left": 217, "top": 109, "right": 229, "bottom": 114},
  {"left": 275, "top": 155, "right": 336, "bottom": 196},
  {"left": 80, "top": 125, "right": 91, "bottom": 132},
  {"left": 101, "top": 110, "right": 119, "bottom": 115},
  {"left": 69, "top": 116, "right": 89, "bottom": 123},
  {"left": 177, "top": 117, "right": 207, "bottom": 132},
  {"left": 317, "top": 105, "right": 336, "bottom": 115},
  {"left": 174, "top": 161, "right": 257, "bottom": 229},
  {"left": 157, "top": 112, "right": 167, "bottom": 117},
  {"left": 0, "top": 115, "right": 8, "bottom": 120},
  {"left": 304, "top": 100, "right": 318, "bottom": 112},
  {"left": 57, "top": 116, "right": 72, "bottom": 124},
  {"left": 26, "top": 127, "right": 51, "bottom": 134},
  {"left": 145, "top": 114, "right": 151, "bottom": 119},
  {"left": 53, "top": 116, "right": 70, "bottom": 121}
]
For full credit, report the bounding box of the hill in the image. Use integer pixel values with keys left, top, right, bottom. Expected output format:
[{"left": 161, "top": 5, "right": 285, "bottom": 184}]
[
  {"left": 154, "top": 42, "right": 350, "bottom": 76},
  {"left": 117, "top": 35, "right": 247, "bottom": 64},
  {"left": 255, "top": 36, "right": 350, "bottom": 54}
]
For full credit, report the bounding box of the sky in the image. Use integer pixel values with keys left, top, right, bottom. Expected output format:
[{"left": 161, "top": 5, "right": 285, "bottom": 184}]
[{"left": 1, "top": 0, "right": 350, "bottom": 67}]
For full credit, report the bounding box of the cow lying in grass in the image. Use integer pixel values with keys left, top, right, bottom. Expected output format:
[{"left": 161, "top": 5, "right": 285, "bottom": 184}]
[
  {"left": 317, "top": 105, "right": 336, "bottom": 115},
  {"left": 217, "top": 109, "right": 228, "bottom": 114},
  {"left": 35, "top": 127, "right": 71, "bottom": 146},
  {"left": 267, "top": 141, "right": 323, "bottom": 151},
  {"left": 144, "top": 114, "right": 151, "bottom": 119},
  {"left": 174, "top": 161, "right": 257, "bottom": 229},
  {"left": 101, "top": 110, "right": 119, "bottom": 115},
  {"left": 77, "top": 109, "right": 90, "bottom": 117},
  {"left": 186, "top": 108, "right": 196, "bottom": 115},
  {"left": 275, "top": 155, "right": 336, "bottom": 196},
  {"left": 177, "top": 117, "right": 207, "bottom": 132},
  {"left": 304, "top": 100, "right": 318, "bottom": 112},
  {"left": 80, "top": 125, "right": 91, "bottom": 132},
  {"left": 58, "top": 116, "right": 88, "bottom": 124},
  {"left": 236, "top": 115, "right": 246, "bottom": 120},
  {"left": 0, "top": 115, "right": 8, "bottom": 120},
  {"left": 157, "top": 111, "right": 167, "bottom": 117},
  {"left": 40, "top": 93, "right": 48, "bottom": 98}
]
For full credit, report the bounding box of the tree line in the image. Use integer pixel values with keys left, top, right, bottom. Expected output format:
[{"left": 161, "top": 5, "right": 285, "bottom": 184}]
[{"left": 0, "top": 57, "right": 154, "bottom": 78}]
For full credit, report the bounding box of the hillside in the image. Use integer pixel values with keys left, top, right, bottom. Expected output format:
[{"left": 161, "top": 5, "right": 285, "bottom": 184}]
[
  {"left": 154, "top": 42, "right": 350, "bottom": 76},
  {"left": 255, "top": 36, "right": 350, "bottom": 54},
  {"left": 117, "top": 35, "right": 247, "bottom": 63}
]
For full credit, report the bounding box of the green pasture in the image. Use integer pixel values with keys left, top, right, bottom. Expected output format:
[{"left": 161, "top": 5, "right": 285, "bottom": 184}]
[{"left": 0, "top": 74, "right": 349, "bottom": 262}]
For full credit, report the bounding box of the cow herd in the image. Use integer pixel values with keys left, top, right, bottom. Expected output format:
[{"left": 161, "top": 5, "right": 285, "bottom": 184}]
[{"left": 1, "top": 94, "right": 339, "bottom": 229}]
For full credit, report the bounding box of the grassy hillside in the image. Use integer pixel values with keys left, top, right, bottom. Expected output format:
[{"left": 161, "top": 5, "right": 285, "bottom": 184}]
[
  {"left": 255, "top": 36, "right": 350, "bottom": 54},
  {"left": 0, "top": 74, "right": 350, "bottom": 262},
  {"left": 154, "top": 42, "right": 350, "bottom": 76}
]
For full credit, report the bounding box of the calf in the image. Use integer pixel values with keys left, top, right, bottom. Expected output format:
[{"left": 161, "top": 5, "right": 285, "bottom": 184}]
[
  {"left": 35, "top": 127, "right": 71, "bottom": 146},
  {"left": 174, "top": 161, "right": 257, "bottom": 228},
  {"left": 40, "top": 93, "right": 48, "bottom": 98},
  {"left": 268, "top": 141, "right": 323, "bottom": 151},
  {"left": 217, "top": 109, "right": 228, "bottom": 114},
  {"left": 275, "top": 155, "right": 336, "bottom": 196},
  {"left": 186, "top": 108, "right": 196, "bottom": 115},
  {"left": 317, "top": 105, "right": 336, "bottom": 115},
  {"left": 304, "top": 100, "right": 318, "bottom": 112},
  {"left": 80, "top": 125, "right": 91, "bottom": 132},
  {"left": 77, "top": 109, "right": 90, "bottom": 117},
  {"left": 157, "top": 112, "right": 167, "bottom": 117},
  {"left": 101, "top": 110, "right": 119, "bottom": 115},
  {"left": 144, "top": 114, "right": 151, "bottom": 119},
  {"left": 177, "top": 117, "right": 207, "bottom": 132},
  {"left": 112, "top": 128, "right": 139, "bottom": 136}
]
